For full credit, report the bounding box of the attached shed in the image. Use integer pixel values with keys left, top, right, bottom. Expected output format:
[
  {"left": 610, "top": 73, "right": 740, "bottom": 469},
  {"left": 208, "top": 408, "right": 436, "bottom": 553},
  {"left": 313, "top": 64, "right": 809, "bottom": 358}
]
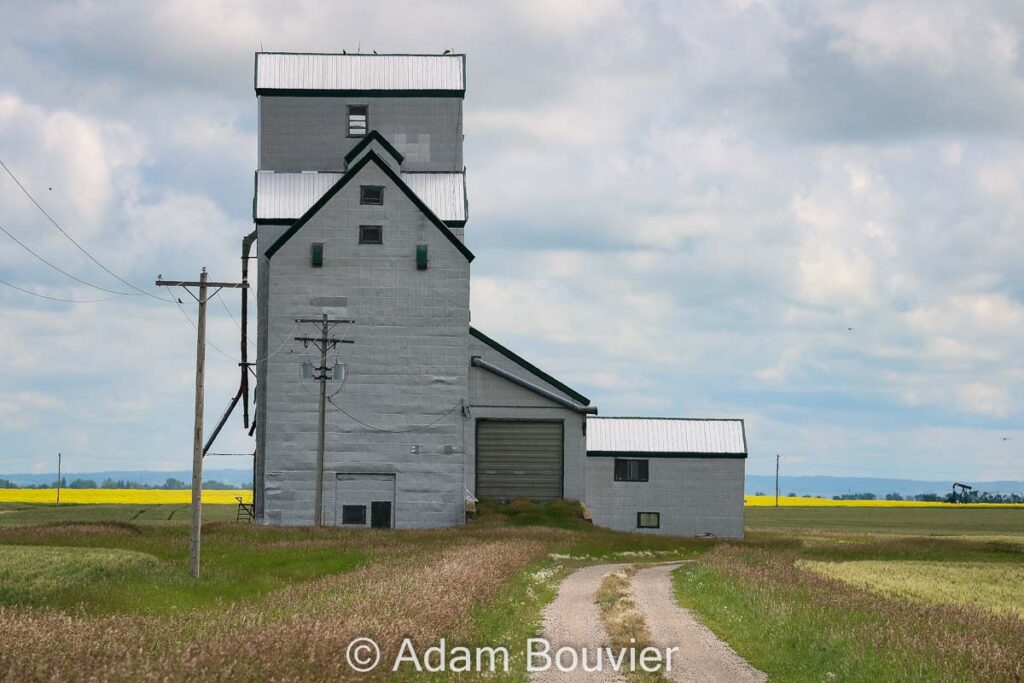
[
  {"left": 584, "top": 417, "right": 747, "bottom": 538},
  {"left": 467, "top": 327, "right": 595, "bottom": 503}
]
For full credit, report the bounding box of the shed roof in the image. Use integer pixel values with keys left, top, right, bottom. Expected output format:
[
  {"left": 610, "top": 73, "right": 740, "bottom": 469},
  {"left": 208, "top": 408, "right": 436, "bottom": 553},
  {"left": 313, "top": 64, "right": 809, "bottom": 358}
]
[
  {"left": 255, "top": 171, "right": 467, "bottom": 225},
  {"left": 586, "top": 417, "right": 746, "bottom": 456},
  {"left": 256, "top": 52, "right": 465, "bottom": 93},
  {"left": 263, "top": 151, "right": 473, "bottom": 261}
]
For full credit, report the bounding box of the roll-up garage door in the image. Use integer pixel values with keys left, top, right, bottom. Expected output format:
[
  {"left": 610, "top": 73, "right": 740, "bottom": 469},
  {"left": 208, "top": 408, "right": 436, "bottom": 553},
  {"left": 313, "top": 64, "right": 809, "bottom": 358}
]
[{"left": 476, "top": 420, "right": 564, "bottom": 501}]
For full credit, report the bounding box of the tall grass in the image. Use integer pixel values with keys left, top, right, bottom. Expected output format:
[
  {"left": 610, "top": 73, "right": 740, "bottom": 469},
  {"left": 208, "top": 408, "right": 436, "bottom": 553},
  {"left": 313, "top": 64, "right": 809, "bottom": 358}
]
[{"left": 674, "top": 543, "right": 1024, "bottom": 682}]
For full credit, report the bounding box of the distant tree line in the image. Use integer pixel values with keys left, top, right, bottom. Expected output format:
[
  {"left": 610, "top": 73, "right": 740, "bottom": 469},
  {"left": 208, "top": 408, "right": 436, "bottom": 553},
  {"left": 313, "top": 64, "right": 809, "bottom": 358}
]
[
  {"left": 0, "top": 477, "right": 251, "bottom": 490},
  {"left": 835, "top": 491, "right": 1024, "bottom": 504},
  {"left": 751, "top": 489, "right": 1023, "bottom": 503}
]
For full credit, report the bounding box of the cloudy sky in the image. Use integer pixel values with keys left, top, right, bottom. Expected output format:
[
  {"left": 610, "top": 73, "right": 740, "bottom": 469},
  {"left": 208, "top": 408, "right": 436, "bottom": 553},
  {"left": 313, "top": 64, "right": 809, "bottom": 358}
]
[{"left": 1, "top": 0, "right": 1022, "bottom": 481}]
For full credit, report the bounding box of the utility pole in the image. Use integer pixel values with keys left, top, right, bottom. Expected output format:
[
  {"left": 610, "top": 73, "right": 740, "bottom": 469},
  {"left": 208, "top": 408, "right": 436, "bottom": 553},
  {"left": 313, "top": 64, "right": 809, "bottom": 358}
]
[
  {"left": 56, "top": 452, "right": 61, "bottom": 505},
  {"left": 775, "top": 454, "right": 780, "bottom": 508},
  {"left": 295, "top": 314, "right": 353, "bottom": 527},
  {"left": 157, "top": 269, "right": 245, "bottom": 577}
]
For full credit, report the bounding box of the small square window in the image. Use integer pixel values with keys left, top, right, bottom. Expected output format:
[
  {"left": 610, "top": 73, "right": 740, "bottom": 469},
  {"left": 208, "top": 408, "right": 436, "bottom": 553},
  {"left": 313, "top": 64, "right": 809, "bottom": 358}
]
[
  {"left": 637, "top": 512, "right": 660, "bottom": 529},
  {"left": 614, "top": 459, "right": 649, "bottom": 482},
  {"left": 359, "top": 225, "right": 383, "bottom": 244},
  {"left": 348, "top": 105, "right": 368, "bottom": 137},
  {"left": 342, "top": 505, "right": 367, "bottom": 525},
  {"left": 360, "top": 185, "right": 384, "bottom": 205}
]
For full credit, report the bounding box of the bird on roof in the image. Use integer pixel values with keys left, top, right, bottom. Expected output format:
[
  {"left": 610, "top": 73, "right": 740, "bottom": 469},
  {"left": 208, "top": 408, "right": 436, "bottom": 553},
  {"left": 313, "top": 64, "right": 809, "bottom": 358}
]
[
  {"left": 373, "top": 50, "right": 377, "bottom": 54},
  {"left": 443, "top": 48, "right": 453, "bottom": 54},
  {"left": 342, "top": 49, "right": 346, "bottom": 55},
  {"left": 1001, "top": 437, "right": 1012, "bottom": 441},
  {"left": 847, "top": 327, "right": 854, "bottom": 331}
]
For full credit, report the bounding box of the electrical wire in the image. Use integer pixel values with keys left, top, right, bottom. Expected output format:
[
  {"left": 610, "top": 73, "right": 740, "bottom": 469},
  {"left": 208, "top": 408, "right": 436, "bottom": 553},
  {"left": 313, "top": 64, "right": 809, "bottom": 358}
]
[
  {"left": 0, "top": 278, "right": 123, "bottom": 303},
  {"left": 0, "top": 225, "right": 134, "bottom": 296},
  {"left": 254, "top": 321, "right": 302, "bottom": 365},
  {"left": 0, "top": 157, "right": 174, "bottom": 303},
  {"left": 172, "top": 292, "right": 239, "bottom": 362},
  {"left": 327, "top": 395, "right": 462, "bottom": 433},
  {"left": 216, "top": 290, "right": 256, "bottom": 349}
]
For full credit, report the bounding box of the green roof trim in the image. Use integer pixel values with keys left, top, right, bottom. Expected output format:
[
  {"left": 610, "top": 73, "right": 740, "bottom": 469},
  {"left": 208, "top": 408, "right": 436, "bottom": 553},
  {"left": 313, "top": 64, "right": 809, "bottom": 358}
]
[
  {"left": 587, "top": 451, "right": 748, "bottom": 459},
  {"left": 264, "top": 150, "right": 474, "bottom": 262},
  {"left": 469, "top": 326, "right": 591, "bottom": 406},
  {"left": 344, "top": 131, "right": 404, "bottom": 165}
]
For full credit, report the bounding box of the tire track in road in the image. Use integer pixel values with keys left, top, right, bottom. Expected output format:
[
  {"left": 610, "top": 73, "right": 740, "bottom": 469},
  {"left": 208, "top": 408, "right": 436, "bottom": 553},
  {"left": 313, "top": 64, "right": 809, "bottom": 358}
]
[{"left": 632, "top": 563, "right": 767, "bottom": 683}]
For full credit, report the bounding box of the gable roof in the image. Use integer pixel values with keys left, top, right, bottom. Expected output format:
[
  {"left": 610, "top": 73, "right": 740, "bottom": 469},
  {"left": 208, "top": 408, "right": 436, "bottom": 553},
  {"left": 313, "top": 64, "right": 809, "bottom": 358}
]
[
  {"left": 264, "top": 150, "right": 474, "bottom": 261},
  {"left": 344, "top": 131, "right": 404, "bottom": 166},
  {"left": 469, "top": 326, "right": 590, "bottom": 406},
  {"left": 587, "top": 417, "right": 747, "bottom": 457}
]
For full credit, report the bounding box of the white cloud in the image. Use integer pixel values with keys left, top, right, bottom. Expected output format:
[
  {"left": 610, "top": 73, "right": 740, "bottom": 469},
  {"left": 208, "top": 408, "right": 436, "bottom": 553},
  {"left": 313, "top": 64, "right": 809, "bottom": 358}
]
[{"left": 1, "top": 1, "right": 1022, "bottom": 479}]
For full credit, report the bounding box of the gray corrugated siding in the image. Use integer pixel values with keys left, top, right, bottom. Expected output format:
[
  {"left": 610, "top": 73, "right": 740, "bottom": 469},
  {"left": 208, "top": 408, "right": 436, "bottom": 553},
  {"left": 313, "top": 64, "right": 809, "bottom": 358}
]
[{"left": 476, "top": 420, "right": 563, "bottom": 501}]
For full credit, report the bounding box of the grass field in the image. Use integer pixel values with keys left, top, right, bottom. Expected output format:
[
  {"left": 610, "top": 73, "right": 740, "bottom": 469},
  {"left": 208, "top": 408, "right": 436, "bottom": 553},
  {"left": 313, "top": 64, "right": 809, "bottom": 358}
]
[
  {"left": 0, "top": 499, "right": 705, "bottom": 681},
  {"left": 672, "top": 507, "right": 1024, "bottom": 682},
  {"left": 744, "top": 495, "right": 1024, "bottom": 508},
  {"left": 0, "top": 501, "right": 1021, "bottom": 681},
  {"left": 799, "top": 559, "right": 1024, "bottom": 618}
]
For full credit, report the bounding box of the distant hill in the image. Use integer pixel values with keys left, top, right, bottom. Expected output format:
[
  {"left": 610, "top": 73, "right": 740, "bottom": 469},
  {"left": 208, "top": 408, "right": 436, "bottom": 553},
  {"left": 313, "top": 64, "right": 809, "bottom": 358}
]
[
  {"left": 0, "top": 469, "right": 252, "bottom": 487},
  {"left": 4, "top": 469, "right": 1021, "bottom": 498},
  {"left": 746, "top": 475, "right": 1024, "bottom": 498}
]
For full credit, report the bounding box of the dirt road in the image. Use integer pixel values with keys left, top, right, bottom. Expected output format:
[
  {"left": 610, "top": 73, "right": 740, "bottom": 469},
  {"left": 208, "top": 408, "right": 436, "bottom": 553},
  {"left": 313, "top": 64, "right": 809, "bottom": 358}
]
[
  {"left": 632, "top": 563, "right": 767, "bottom": 682},
  {"left": 532, "top": 561, "right": 765, "bottom": 682}
]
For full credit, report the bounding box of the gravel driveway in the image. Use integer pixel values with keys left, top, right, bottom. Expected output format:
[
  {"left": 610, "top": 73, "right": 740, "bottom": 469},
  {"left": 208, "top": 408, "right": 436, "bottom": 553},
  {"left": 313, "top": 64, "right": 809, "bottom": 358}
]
[
  {"left": 532, "top": 563, "right": 628, "bottom": 682},
  {"left": 632, "top": 563, "right": 767, "bottom": 682},
  {"left": 533, "top": 561, "right": 765, "bottom": 682}
]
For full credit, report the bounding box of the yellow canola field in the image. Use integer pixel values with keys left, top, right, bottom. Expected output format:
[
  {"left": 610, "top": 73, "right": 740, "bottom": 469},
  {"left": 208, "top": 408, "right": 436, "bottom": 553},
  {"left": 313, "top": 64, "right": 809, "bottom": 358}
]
[
  {"left": 0, "top": 489, "right": 251, "bottom": 505},
  {"left": 745, "top": 495, "right": 1024, "bottom": 508}
]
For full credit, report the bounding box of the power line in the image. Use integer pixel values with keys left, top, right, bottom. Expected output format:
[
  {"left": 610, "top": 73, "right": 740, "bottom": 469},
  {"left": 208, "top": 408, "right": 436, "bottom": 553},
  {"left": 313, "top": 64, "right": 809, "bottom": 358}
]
[
  {"left": 216, "top": 290, "right": 256, "bottom": 349},
  {"left": 0, "top": 277, "right": 122, "bottom": 303},
  {"left": 327, "top": 395, "right": 462, "bottom": 433},
  {"left": 0, "top": 157, "right": 173, "bottom": 303},
  {"left": 173, "top": 293, "right": 239, "bottom": 363},
  {"left": 0, "top": 224, "right": 134, "bottom": 296}
]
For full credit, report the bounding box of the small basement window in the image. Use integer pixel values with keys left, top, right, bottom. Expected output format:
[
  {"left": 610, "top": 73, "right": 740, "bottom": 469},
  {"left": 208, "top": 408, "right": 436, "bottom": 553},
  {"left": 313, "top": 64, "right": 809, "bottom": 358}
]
[
  {"left": 360, "top": 185, "right": 384, "bottom": 205},
  {"left": 348, "top": 105, "right": 368, "bottom": 136},
  {"left": 614, "top": 458, "right": 649, "bottom": 482},
  {"left": 359, "top": 225, "right": 383, "bottom": 244},
  {"left": 637, "top": 512, "right": 660, "bottom": 529},
  {"left": 342, "top": 505, "right": 367, "bottom": 525}
]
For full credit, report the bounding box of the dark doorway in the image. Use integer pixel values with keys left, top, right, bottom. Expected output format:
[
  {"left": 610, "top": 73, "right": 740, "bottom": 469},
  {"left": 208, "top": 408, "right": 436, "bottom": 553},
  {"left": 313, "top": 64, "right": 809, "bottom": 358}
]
[{"left": 370, "top": 501, "right": 392, "bottom": 529}]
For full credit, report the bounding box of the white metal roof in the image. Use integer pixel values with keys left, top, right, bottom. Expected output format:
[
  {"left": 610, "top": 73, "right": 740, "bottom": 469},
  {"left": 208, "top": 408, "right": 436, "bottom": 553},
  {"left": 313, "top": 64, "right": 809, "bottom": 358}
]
[
  {"left": 256, "top": 53, "right": 465, "bottom": 91},
  {"left": 587, "top": 418, "right": 746, "bottom": 454},
  {"left": 255, "top": 171, "right": 466, "bottom": 223}
]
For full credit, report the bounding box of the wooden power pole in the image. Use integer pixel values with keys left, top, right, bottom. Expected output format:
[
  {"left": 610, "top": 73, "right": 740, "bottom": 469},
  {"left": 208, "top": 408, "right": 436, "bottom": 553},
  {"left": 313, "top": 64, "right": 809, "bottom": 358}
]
[
  {"left": 56, "top": 452, "right": 61, "bottom": 506},
  {"left": 157, "top": 269, "right": 245, "bottom": 577},
  {"left": 294, "top": 314, "right": 353, "bottom": 527}
]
